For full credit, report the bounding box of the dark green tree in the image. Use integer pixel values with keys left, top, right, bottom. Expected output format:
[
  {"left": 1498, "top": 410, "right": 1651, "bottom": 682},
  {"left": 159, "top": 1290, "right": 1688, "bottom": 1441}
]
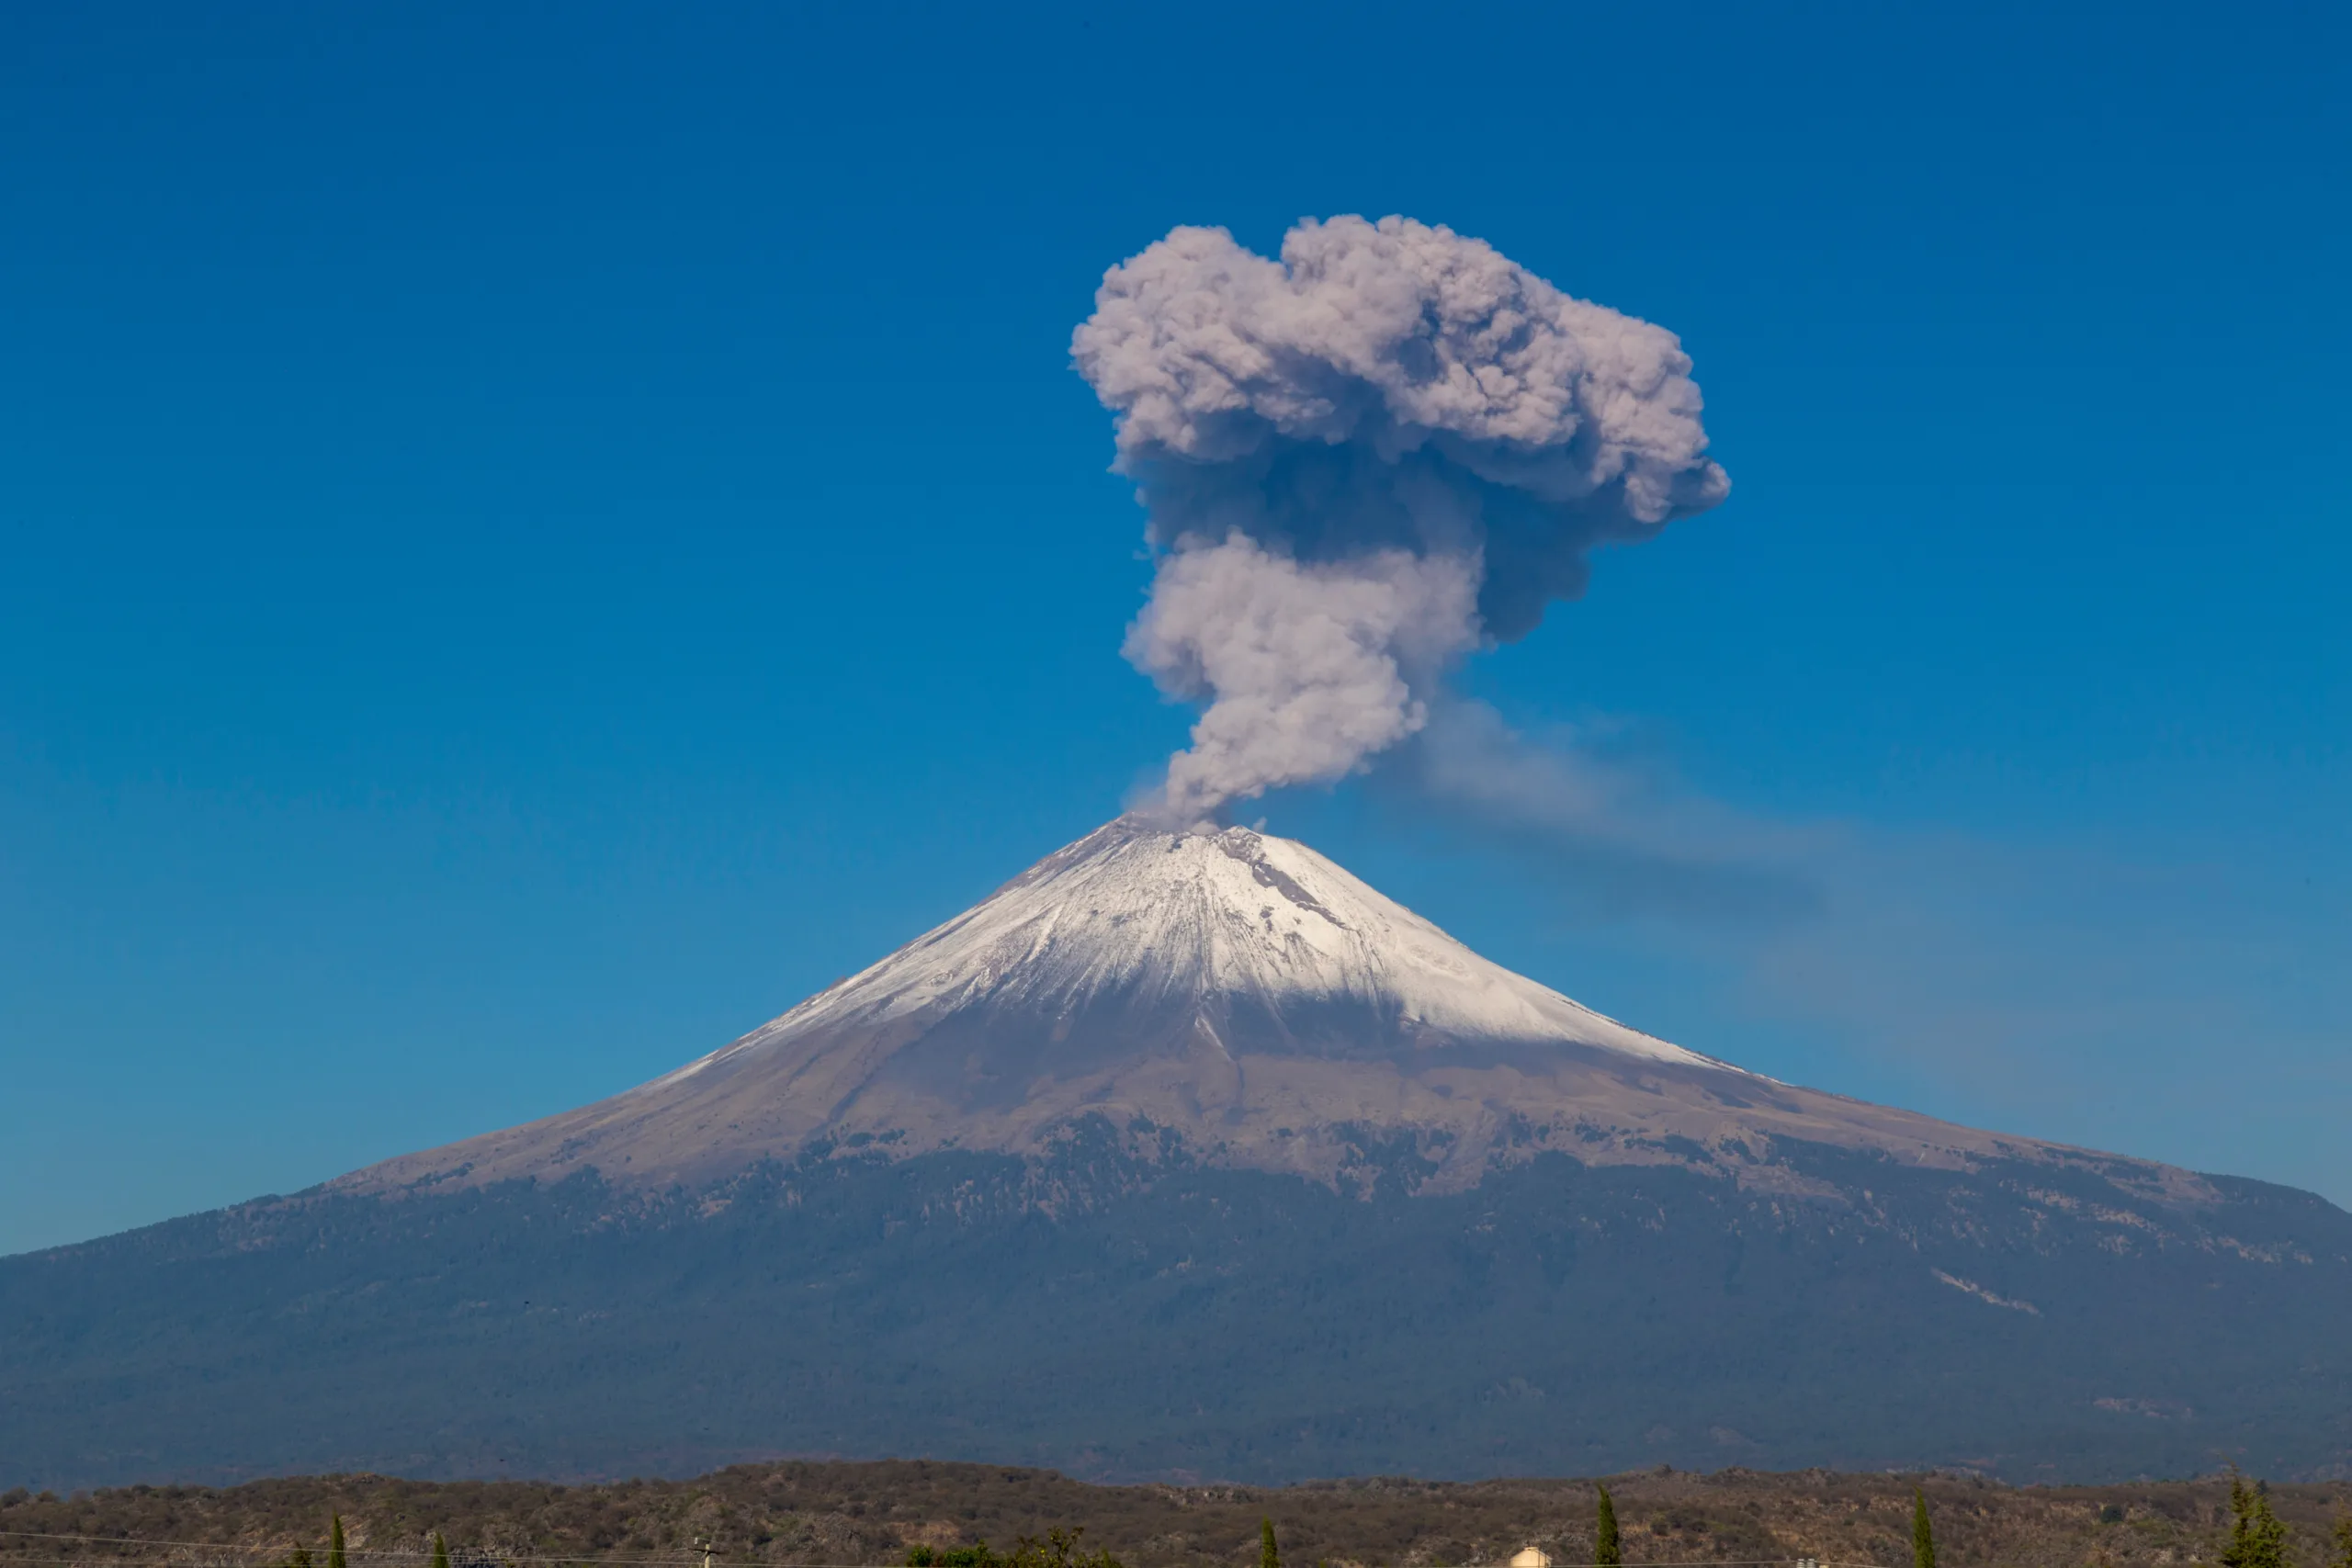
[
  {"left": 329, "top": 1517, "right": 346, "bottom": 1568},
  {"left": 909, "top": 1548, "right": 999, "bottom": 1568},
  {"left": 431, "top": 1536, "right": 450, "bottom": 1568},
  {"left": 2222, "top": 1474, "right": 2290, "bottom": 1568},
  {"left": 1594, "top": 1487, "right": 1621, "bottom": 1568},
  {"left": 1261, "top": 1520, "right": 1280, "bottom": 1568},
  {"left": 1913, "top": 1489, "right": 1936, "bottom": 1568},
  {"left": 2332, "top": 1511, "right": 2352, "bottom": 1568},
  {"left": 287, "top": 1551, "right": 313, "bottom": 1568}
]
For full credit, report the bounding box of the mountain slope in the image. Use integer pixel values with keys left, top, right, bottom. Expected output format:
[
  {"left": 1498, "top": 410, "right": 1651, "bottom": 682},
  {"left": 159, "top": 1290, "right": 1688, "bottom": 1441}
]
[{"left": 8, "top": 1135, "right": 2352, "bottom": 1490}]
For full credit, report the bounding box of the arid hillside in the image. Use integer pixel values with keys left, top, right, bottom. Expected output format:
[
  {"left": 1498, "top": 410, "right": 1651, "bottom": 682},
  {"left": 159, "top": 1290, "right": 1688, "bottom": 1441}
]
[{"left": 4, "top": 1462, "right": 2349, "bottom": 1568}]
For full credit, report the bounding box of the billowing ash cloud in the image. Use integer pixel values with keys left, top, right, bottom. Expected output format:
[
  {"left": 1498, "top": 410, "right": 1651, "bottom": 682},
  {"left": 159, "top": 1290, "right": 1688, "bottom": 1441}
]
[{"left": 1074, "top": 214, "right": 1728, "bottom": 825}]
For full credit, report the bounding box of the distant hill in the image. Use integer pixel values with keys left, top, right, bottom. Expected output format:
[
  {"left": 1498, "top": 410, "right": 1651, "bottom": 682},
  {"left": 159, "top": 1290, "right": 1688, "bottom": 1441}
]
[{"left": 6, "top": 819, "right": 2349, "bottom": 1489}]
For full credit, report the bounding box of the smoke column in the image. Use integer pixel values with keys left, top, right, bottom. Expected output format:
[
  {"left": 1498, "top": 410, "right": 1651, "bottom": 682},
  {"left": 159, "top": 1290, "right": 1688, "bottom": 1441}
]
[{"left": 1073, "top": 215, "right": 1729, "bottom": 827}]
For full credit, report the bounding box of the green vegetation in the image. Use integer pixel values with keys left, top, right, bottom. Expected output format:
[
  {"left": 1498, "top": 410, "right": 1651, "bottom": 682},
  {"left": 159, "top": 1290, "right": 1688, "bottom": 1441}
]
[
  {"left": 329, "top": 1517, "right": 347, "bottom": 1568},
  {"left": 1013, "top": 1530, "right": 1124, "bottom": 1568},
  {"left": 1593, "top": 1485, "right": 1621, "bottom": 1568},
  {"left": 906, "top": 1547, "right": 999, "bottom": 1568},
  {"left": 2222, "top": 1476, "right": 2290, "bottom": 1568},
  {"left": 2333, "top": 1511, "right": 2352, "bottom": 1568},
  {"left": 908, "top": 1531, "right": 1123, "bottom": 1568},
  {"left": 1915, "top": 1488, "right": 1938, "bottom": 1568},
  {"left": 431, "top": 1536, "right": 450, "bottom": 1568},
  {"left": 1261, "top": 1519, "right": 1280, "bottom": 1568}
]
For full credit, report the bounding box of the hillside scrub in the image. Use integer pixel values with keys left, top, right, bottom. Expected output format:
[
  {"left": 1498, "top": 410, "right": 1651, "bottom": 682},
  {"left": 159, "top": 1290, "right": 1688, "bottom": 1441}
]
[{"left": 5, "top": 1462, "right": 2352, "bottom": 1568}]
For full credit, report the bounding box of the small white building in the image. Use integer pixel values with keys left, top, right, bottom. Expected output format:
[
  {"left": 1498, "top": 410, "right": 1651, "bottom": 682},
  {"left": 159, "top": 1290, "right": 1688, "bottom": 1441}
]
[{"left": 1509, "top": 1550, "right": 1554, "bottom": 1568}]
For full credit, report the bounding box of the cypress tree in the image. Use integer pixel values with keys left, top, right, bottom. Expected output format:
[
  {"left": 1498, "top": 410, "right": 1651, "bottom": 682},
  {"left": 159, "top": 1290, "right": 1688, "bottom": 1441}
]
[
  {"left": 329, "top": 1517, "right": 346, "bottom": 1568},
  {"left": 1261, "top": 1520, "right": 1280, "bottom": 1568},
  {"left": 2250, "top": 1488, "right": 2288, "bottom": 1568},
  {"left": 2222, "top": 1474, "right": 2290, "bottom": 1568},
  {"left": 432, "top": 1536, "right": 451, "bottom": 1568},
  {"left": 1594, "top": 1487, "right": 1621, "bottom": 1568},
  {"left": 1912, "top": 1490, "right": 1936, "bottom": 1568}
]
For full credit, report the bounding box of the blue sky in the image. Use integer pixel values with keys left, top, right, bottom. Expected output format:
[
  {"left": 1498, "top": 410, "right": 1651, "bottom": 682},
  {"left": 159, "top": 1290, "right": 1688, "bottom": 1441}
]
[{"left": 2, "top": 0, "right": 2346, "bottom": 1255}]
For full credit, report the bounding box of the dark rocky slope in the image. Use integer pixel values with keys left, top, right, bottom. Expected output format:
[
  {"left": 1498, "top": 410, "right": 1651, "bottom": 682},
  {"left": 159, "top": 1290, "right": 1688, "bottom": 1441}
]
[{"left": 6, "top": 1127, "right": 2347, "bottom": 1490}]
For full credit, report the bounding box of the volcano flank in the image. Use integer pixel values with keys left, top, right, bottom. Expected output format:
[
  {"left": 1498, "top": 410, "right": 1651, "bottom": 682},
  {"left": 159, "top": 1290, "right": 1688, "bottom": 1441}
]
[{"left": 5, "top": 820, "right": 2349, "bottom": 1490}]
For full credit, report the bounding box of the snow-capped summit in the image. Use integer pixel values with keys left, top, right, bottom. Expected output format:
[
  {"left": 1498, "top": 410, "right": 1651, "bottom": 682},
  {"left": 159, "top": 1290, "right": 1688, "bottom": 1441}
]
[
  {"left": 694, "top": 815, "right": 1724, "bottom": 1075},
  {"left": 346, "top": 817, "right": 2148, "bottom": 1197}
]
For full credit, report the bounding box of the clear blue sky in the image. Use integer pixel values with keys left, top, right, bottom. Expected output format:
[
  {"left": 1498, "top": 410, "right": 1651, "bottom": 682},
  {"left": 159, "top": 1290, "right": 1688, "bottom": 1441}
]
[{"left": 3, "top": 0, "right": 2346, "bottom": 1255}]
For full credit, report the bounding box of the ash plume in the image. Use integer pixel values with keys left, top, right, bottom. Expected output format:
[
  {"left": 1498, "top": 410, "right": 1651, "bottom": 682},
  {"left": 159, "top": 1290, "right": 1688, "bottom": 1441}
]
[{"left": 1074, "top": 215, "right": 1729, "bottom": 826}]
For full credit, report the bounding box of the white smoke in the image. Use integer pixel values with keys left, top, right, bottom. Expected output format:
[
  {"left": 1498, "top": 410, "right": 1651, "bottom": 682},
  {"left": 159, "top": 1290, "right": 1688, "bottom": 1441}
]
[{"left": 1073, "top": 215, "right": 1728, "bottom": 822}]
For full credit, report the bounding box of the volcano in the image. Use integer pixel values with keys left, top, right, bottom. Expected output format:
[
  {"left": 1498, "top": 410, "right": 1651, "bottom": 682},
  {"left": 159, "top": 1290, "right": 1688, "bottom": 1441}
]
[
  {"left": 345, "top": 818, "right": 2117, "bottom": 1199},
  {"left": 6, "top": 819, "right": 2350, "bottom": 1490}
]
